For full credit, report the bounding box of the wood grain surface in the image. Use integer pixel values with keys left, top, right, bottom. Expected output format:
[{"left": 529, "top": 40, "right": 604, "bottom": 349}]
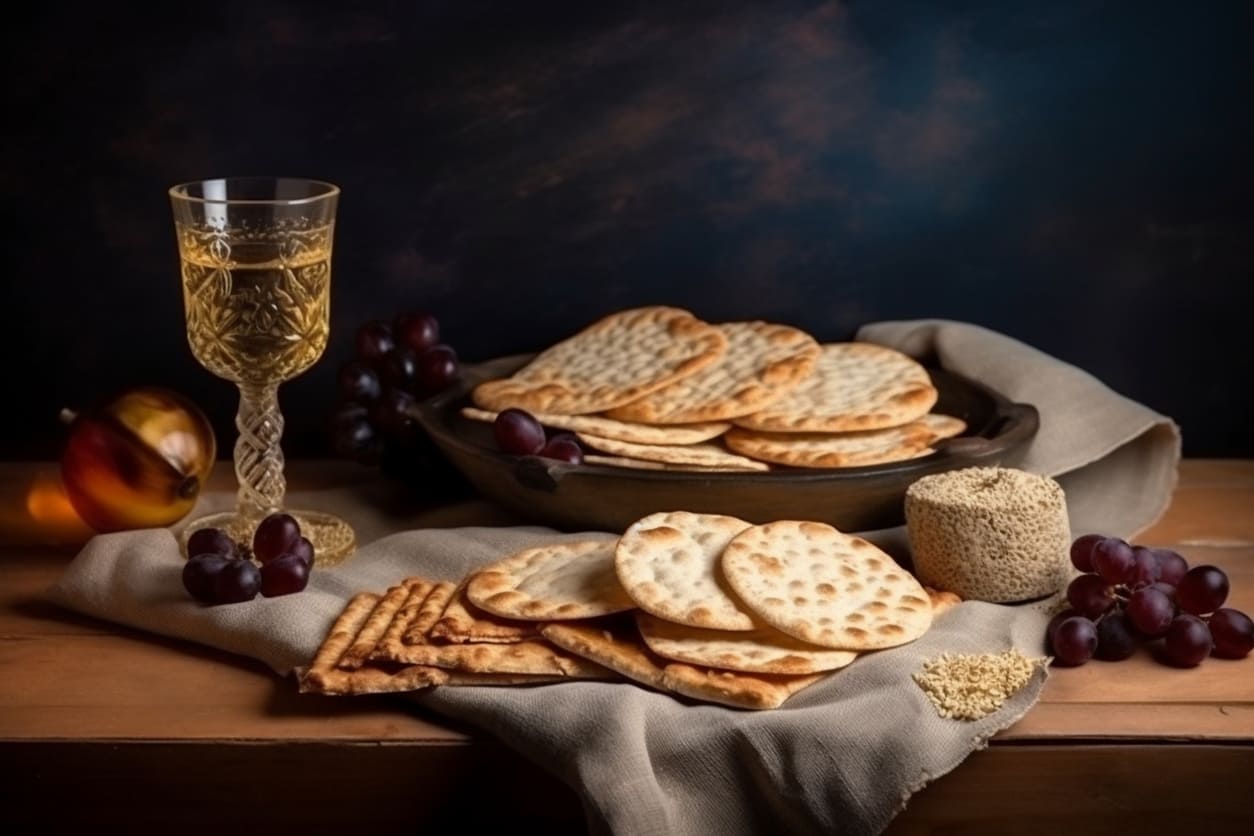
[{"left": 1, "top": 459, "right": 1251, "bottom": 834}]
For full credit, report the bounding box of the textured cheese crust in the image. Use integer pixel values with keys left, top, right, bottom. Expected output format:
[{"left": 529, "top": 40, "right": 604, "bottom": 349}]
[{"left": 905, "top": 467, "right": 1071, "bottom": 603}]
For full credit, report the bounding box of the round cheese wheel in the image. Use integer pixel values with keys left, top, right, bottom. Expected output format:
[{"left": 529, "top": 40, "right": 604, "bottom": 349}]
[{"left": 905, "top": 467, "right": 1071, "bottom": 603}]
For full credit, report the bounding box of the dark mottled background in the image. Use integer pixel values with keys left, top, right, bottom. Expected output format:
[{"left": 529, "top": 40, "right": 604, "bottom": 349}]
[{"left": 3, "top": 0, "right": 1251, "bottom": 460}]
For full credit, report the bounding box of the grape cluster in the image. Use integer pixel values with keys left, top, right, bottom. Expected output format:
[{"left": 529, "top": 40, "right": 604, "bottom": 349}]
[
  {"left": 182, "top": 514, "right": 314, "bottom": 605},
  {"left": 330, "top": 311, "right": 460, "bottom": 467},
  {"left": 327, "top": 312, "right": 473, "bottom": 499},
  {"left": 1048, "top": 534, "right": 1253, "bottom": 667},
  {"left": 493, "top": 408, "right": 584, "bottom": 464}
]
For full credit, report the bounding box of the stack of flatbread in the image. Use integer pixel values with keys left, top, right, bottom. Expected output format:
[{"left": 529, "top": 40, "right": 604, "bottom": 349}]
[
  {"left": 465, "top": 306, "right": 967, "bottom": 470},
  {"left": 299, "top": 511, "right": 961, "bottom": 710}
]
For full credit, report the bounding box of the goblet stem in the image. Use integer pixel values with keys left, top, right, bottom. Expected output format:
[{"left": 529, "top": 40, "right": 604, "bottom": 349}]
[{"left": 234, "top": 383, "right": 286, "bottom": 527}]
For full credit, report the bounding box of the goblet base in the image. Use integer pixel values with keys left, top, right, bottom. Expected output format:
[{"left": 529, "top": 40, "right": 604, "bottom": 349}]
[{"left": 180, "top": 510, "right": 357, "bottom": 567}]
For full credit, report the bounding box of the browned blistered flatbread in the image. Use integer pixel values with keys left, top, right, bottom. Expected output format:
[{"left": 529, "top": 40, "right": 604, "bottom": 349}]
[
  {"left": 723, "top": 424, "right": 934, "bottom": 469},
  {"left": 298, "top": 593, "right": 446, "bottom": 696},
  {"left": 659, "top": 663, "right": 823, "bottom": 711},
  {"left": 722, "top": 413, "right": 967, "bottom": 469},
  {"left": 925, "top": 586, "right": 963, "bottom": 617},
  {"left": 444, "top": 672, "right": 601, "bottom": 687},
  {"left": 467, "top": 540, "right": 636, "bottom": 621},
  {"left": 541, "top": 618, "right": 825, "bottom": 710},
  {"left": 376, "top": 637, "right": 613, "bottom": 679},
  {"left": 634, "top": 611, "right": 857, "bottom": 675},
  {"left": 582, "top": 454, "right": 755, "bottom": 472},
  {"left": 540, "top": 619, "right": 669, "bottom": 691},
  {"left": 721, "top": 521, "right": 933, "bottom": 651},
  {"left": 461, "top": 406, "right": 731, "bottom": 446},
  {"left": 614, "top": 511, "right": 756, "bottom": 631},
  {"left": 734, "top": 342, "right": 937, "bottom": 433},
  {"left": 604, "top": 321, "right": 820, "bottom": 424},
  {"left": 574, "top": 434, "right": 769, "bottom": 471},
  {"left": 428, "top": 580, "right": 539, "bottom": 644},
  {"left": 471, "top": 306, "right": 728, "bottom": 415}
]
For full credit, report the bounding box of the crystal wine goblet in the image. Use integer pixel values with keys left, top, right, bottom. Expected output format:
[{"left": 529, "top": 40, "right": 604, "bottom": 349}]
[{"left": 169, "top": 177, "right": 355, "bottom": 565}]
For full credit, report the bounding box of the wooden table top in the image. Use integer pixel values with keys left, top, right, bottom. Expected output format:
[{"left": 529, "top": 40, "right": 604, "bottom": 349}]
[{"left": 1, "top": 459, "right": 1251, "bottom": 834}]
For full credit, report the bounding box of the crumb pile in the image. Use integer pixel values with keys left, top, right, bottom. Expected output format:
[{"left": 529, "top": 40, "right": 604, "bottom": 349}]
[{"left": 913, "top": 650, "right": 1047, "bottom": 721}]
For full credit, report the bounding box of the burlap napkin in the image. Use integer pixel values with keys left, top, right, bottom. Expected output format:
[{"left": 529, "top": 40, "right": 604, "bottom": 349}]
[
  {"left": 858, "top": 319, "right": 1181, "bottom": 538},
  {"left": 48, "top": 320, "right": 1180, "bottom": 836}
]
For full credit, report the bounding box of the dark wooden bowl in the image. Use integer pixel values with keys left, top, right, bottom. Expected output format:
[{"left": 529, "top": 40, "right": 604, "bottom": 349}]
[{"left": 412, "top": 354, "right": 1039, "bottom": 534}]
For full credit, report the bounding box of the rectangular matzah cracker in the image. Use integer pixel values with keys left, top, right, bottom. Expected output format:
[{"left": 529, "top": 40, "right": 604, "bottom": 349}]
[{"left": 298, "top": 592, "right": 447, "bottom": 696}]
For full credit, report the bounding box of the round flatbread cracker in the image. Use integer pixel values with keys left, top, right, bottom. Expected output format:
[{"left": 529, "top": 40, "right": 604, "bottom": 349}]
[
  {"left": 575, "top": 434, "right": 769, "bottom": 471},
  {"left": 471, "top": 306, "right": 727, "bottom": 415},
  {"left": 733, "top": 342, "right": 937, "bottom": 433},
  {"left": 635, "top": 611, "right": 858, "bottom": 674},
  {"left": 721, "top": 521, "right": 933, "bottom": 650},
  {"left": 615, "top": 511, "right": 756, "bottom": 630},
  {"left": 460, "top": 407, "right": 730, "bottom": 446},
  {"left": 919, "top": 413, "right": 966, "bottom": 441},
  {"left": 724, "top": 413, "right": 966, "bottom": 468},
  {"left": 467, "top": 540, "right": 635, "bottom": 621},
  {"left": 583, "top": 454, "right": 752, "bottom": 473},
  {"left": 604, "top": 321, "right": 820, "bottom": 424},
  {"left": 723, "top": 424, "right": 934, "bottom": 469}
]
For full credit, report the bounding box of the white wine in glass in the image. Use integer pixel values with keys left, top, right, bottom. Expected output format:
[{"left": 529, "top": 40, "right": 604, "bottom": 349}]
[{"left": 170, "top": 177, "right": 355, "bottom": 565}]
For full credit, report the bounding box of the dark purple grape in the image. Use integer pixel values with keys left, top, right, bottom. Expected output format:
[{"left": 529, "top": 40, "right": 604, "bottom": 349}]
[
  {"left": 1176, "top": 565, "right": 1229, "bottom": 616},
  {"left": 334, "top": 422, "right": 380, "bottom": 463},
  {"left": 1052, "top": 616, "right": 1098, "bottom": 666},
  {"left": 382, "top": 347, "right": 420, "bottom": 392},
  {"left": 1151, "top": 548, "right": 1189, "bottom": 585},
  {"left": 1092, "top": 538, "right": 1134, "bottom": 585},
  {"left": 354, "top": 321, "right": 395, "bottom": 365},
  {"left": 332, "top": 407, "right": 379, "bottom": 462},
  {"left": 186, "top": 527, "right": 238, "bottom": 560},
  {"left": 1163, "top": 614, "right": 1212, "bottom": 667},
  {"left": 182, "top": 554, "right": 232, "bottom": 603},
  {"left": 337, "top": 360, "right": 382, "bottom": 403},
  {"left": 212, "top": 559, "right": 261, "bottom": 604},
  {"left": 1045, "top": 608, "right": 1079, "bottom": 654},
  {"left": 416, "top": 345, "right": 459, "bottom": 394},
  {"left": 371, "top": 388, "right": 418, "bottom": 442},
  {"left": 1066, "top": 573, "right": 1114, "bottom": 619},
  {"left": 332, "top": 401, "right": 369, "bottom": 430},
  {"left": 540, "top": 435, "right": 584, "bottom": 465},
  {"left": 1095, "top": 611, "right": 1138, "bottom": 661},
  {"left": 289, "top": 536, "right": 315, "bottom": 569},
  {"left": 253, "top": 513, "right": 301, "bottom": 563},
  {"left": 1126, "top": 546, "right": 1161, "bottom": 588},
  {"left": 259, "top": 554, "right": 311, "bottom": 597},
  {"left": 1149, "top": 581, "right": 1177, "bottom": 601},
  {"left": 493, "top": 408, "right": 545, "bottom": 455},
  {"left": 1070, "top": 533, "right": 1105, "bottom": 573},
  {"left": 394, "top": 311, "right": 440, "bottom": 354},
  {"left": 1126, "top": 586, "right": 1174, "bottom": 637},
  {"left": 1208, "top": 608, "right": 1253, "bottom": 659}
]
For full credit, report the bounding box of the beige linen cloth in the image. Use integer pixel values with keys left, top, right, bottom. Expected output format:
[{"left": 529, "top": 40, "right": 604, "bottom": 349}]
[{"left": 49, "top": 320, "right": 1180, "bottom": 836}]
